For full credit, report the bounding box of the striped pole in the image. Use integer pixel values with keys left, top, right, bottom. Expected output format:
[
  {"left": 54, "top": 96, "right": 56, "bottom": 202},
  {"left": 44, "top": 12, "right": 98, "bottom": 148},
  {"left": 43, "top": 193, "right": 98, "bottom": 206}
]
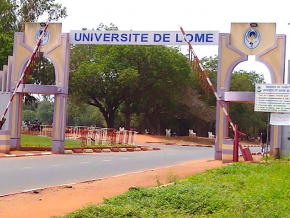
[
  {"left": 0, "top": 23, "right": 49, "bottom": 130},
  {"left": 180, "top": 26, "right": 235, "bottom": 131}
]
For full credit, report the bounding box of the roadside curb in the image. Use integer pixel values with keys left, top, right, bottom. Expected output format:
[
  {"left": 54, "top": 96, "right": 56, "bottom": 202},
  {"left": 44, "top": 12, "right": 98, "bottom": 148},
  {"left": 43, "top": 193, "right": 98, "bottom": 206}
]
[
  {"left": 239, "top": 152, "right": 262, "bottom": 157},
  {"left": 0, "top": 152, "right": 52, "bottom": 159},
  {"left": 0, "top": 146, "right": 160, "bottom": 158}
]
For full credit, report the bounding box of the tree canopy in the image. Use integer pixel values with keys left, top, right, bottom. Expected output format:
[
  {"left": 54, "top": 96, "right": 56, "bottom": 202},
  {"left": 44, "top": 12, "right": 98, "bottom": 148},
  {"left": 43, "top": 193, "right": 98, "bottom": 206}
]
[
  {"left": 229, "top": 70, "right": 267, "bottom": 136},
  {"left": 69, "top": 44, "right": 192, "bottom": 132}
]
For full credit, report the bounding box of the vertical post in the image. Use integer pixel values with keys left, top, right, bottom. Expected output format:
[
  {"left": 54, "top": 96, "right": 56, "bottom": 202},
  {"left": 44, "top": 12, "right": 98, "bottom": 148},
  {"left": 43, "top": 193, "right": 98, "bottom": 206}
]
[
  {"left": 233, "top": 124, "right": 239, "bottom": 162},
  {"left": 266, "top": 113, "right": 270, "bottom": 161}
]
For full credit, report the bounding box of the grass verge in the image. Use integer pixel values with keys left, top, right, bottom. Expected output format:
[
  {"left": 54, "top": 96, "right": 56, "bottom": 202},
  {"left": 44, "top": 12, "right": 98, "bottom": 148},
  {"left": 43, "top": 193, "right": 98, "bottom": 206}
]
[
  {"left": 20, "top": 134, "right": 134, "bottom": 148},
  {"left": 21, "top": 134, "right": 81, "bottom": 147},
  {"left": 57, "top": 163, "right": 290, "bottom": 217}
]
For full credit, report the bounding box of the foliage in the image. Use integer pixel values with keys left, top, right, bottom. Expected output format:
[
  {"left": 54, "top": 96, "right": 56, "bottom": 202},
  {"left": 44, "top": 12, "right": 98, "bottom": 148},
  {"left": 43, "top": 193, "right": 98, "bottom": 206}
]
[
  {"left": 27, "top": 54, "right": 56, "bottom": 85},
  {"left": 22, "top": 109, "right": 36, "bottom": 123},
  {"left": 197, "top": 57, "right": 267, "bottom": 136},
  {"left": 59, "top": 163, "right": 290, "bottom": 218},
  {"left": 69, "top": 44, "right": 192, "bottom": 131},
  {"left": 13, "top": 0, "right": 67, "bottom": 30},
  {"left": 0, "top": 0, "right": 17, "bottom": 31},
  {"left": 0, "top": 0, "right": 67, "bottom": 67},
  {"left": 35, "top": 100, "right": 54, "bottom": 124},
  {"left": 66, "top": 102, "right": 105, "bottom": 127},
  {"left": 230, "top": 70, "right": 267, "bottom": 135},
  {"left": 200, "top": 55, "right": 218, "bottom": 106},
  {"left": 230, "top": 70, "right": 265, "bottom": 92},
  {"left": 69, "top": 24, "right": 118, "bottom": 74},
  {"left": 0, "top": 0, "right": 16, "bottom": 68},
  {"left": 22, "top": 98, "right": 106, "bottom": 127}
]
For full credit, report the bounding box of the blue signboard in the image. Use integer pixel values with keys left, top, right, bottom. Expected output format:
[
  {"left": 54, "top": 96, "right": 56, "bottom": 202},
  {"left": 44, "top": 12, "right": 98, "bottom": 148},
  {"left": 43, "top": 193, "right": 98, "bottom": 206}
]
[{"left": 69, "top": 31, "right": 219, "bottom": 45}]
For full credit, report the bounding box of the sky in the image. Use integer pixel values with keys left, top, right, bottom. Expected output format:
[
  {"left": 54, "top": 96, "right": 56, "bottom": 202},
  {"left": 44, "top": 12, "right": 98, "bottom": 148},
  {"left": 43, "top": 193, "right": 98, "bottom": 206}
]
[{"left": 49, "top": 0, "right": 290, "bottom": 83}]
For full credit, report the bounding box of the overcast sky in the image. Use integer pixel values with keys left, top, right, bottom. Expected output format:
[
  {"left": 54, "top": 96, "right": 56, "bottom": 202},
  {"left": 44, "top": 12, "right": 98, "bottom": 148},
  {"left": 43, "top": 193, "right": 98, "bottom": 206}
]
[{"left": 51, "top": 0, "right": 290, "bottom": 83}]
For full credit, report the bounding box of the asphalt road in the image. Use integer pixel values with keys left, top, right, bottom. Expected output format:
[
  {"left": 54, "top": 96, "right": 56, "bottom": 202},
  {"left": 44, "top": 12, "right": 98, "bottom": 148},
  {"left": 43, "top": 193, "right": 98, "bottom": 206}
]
[{"left": 0, "top": 145, "right": 215, "bottom": 196}]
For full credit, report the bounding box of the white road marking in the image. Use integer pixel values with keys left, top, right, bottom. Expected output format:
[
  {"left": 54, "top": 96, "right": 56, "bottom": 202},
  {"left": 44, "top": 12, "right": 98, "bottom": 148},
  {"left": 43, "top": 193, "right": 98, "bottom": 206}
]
[
  {"left": 80, "top": 162, "right": 89, "bottom": 164},
  {"left": 122, "top": 158, "right": 130, "bottom": 160},
  {"left": 52, "top": 164, "right": 61, "bottom": 167},
  {"left": 21, "top": 167, "right": 32, "bottom": 169},
  {"left": 102, "top": 160, "right": 111, "bottom": 162}
]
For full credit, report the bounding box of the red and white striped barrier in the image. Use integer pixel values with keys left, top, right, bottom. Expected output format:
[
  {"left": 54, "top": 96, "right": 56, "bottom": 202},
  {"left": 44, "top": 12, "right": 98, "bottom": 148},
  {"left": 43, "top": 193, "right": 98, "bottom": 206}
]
[
  {"left": 180, "top": 27, "right": 235, "bottom": 131},
  {"left": 0, "top": 23, "right": 49, "bottom": 130}
]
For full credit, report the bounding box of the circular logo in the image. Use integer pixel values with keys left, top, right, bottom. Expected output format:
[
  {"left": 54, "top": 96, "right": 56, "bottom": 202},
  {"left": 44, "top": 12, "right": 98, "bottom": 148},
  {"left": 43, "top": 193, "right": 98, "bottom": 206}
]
[
  {"left": 35, "top": 28, "right": 50, "bottom": 46},
  {"left": 244, "top": 28, "right": 261, "bottom": 49}
]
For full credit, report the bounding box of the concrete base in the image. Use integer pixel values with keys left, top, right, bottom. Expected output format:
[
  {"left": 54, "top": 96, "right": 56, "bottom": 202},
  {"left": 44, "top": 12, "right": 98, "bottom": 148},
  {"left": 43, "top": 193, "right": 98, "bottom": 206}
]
[
  {"left": 134, "top": 147, "right": 141, "bottom": 151},
  {"left": 83, "top": 149, "right": 93, "bottom": 153},
  {"left": 64, "top": 150, "right": 73, "bottom": 154},
  {"left": 0, "top": 145, "right": 10, "bottom": 154},
  {"left": 215, "top": 150, "right": 222, "bottom": 160},
  {"left": 0, "top": 130, "right": 11, "bottom": 154},
  {"left": 10, "top": 137, "right": 21, "bottom": 150},
  {"left": 52, "top": 140, "right": 65, "bottom": 154}
]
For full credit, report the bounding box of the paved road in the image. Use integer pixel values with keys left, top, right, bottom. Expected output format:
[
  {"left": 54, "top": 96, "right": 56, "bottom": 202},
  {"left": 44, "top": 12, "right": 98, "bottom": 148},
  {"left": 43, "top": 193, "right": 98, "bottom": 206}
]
[{"left": 0, "top": 145, "right": 214, "bottom": 196}]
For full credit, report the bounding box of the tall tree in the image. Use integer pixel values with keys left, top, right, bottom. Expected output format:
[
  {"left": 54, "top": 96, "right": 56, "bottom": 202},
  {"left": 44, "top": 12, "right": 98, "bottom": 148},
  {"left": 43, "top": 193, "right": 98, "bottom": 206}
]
[
  {"left": 0, "top": 0, "right": 16, "bottom": 68},
  {"left": 69, "top": 45, "right": 191, "bottom": 129},
  {"left": 14, "top": 0, "right": 67, "bottom": 30}
]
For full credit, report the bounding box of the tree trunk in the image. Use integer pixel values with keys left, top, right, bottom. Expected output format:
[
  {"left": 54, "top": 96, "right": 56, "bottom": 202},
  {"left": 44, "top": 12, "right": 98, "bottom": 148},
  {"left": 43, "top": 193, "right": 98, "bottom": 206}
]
[
  {"left": 124, "top": 100, "right": 131, "bottom": 130},
  {"left": 156, "top": 115, "right": 161, "bottom": 135},
  {"left": 105, "top": 111, "right": 115, "bottom": 128}
]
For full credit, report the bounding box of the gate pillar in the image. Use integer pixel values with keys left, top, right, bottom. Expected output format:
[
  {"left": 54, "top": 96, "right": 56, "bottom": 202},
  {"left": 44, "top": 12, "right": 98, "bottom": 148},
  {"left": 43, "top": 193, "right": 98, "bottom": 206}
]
[{"left": 215, "top": 23, "right": 285, "bottom": 160}]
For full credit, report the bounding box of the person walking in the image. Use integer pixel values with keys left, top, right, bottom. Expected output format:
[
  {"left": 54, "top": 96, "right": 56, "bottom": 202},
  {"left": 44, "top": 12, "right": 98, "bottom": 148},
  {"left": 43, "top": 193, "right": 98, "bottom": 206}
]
[{"left": 261, "top": 130, "right": 267, "bottom": 156}]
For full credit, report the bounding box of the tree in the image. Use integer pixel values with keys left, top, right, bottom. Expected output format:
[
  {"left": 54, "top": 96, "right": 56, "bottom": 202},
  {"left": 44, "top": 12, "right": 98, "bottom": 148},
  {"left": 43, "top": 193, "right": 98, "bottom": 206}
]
[
  {"left": 22, "top": 109, "right": 36, "bottom": 123},
  {"left": 14, "top": 0, "right": 67, "bottom": 30},
  {"left": 200, "top": 55, "right": 218, "bottom": 106},
  {"left": 132, "top": 46, "right": 192, "bottom": 134},
  {"left": 70, "top": 58, "right": 135, "bottom": 128},
  {"left": 27, "top": 53, "right": 56, "bottom": 85},
  {"left": 198, "top": 57, "right": 267, "bottom": 137},
  {"left": 0, "top": 0, "right": 16, "bottom": 68},
  {"left": 229, "top": 70, "right": 267, "bottom": 136},
  {"left": 66, "top": 101, "right": 105, "bottom": 127},
  {"left": 69, "top": 44, "right": 192, "bottom": 130},
  {"left": 36, "top": 100, "right": 54, "bottom": 125}
]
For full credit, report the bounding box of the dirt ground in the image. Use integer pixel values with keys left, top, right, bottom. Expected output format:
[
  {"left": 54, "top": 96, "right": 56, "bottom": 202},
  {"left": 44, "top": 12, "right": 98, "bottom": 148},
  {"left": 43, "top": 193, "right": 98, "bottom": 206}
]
[{"left": 0, "top": 135, "right": 246, "bottom": 218}]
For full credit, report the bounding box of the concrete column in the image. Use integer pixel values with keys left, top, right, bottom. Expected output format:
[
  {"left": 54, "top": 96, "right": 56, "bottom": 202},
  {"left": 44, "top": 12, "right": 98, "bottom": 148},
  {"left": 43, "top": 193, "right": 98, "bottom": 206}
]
[
  {"left": 52, "top": 93, "right": 68, "bottom": 153},
  {"left": 10, "top": 93, "right": 23, "bottom": 149}
]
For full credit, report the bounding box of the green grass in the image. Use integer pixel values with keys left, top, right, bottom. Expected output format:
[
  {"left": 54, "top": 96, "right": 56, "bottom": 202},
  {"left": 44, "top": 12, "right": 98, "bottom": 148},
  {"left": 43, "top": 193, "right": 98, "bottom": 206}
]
[
  {"left": 20, "top": 134, "right": 133, "bottom": 148},
  {"left": 57, "top": 163, "right": 290, "bottom": 218},
  {"left": 21, "top": 134, "right": 82, "bottom": 147}
]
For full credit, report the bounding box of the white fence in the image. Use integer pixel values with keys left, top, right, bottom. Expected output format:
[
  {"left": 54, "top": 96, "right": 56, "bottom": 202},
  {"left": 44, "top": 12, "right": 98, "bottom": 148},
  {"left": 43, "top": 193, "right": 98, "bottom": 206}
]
[{"left": 30, "top": 125, "right": 138, "bottom": 146}]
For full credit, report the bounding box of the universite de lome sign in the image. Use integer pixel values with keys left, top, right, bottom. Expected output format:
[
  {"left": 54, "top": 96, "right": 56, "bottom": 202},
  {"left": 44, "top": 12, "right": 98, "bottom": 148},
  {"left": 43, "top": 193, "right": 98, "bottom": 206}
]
[{"left": 69, "top": 30, "right": 219, "bottom": 45}]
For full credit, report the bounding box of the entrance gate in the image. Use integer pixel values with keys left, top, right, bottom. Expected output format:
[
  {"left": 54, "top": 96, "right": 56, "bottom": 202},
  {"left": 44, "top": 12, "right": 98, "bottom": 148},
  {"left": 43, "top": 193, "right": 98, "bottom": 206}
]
[
  {"left": 215, "top": 23, "right": 285, "bottom": 160},
  {"left": 0, "top": 22, "right": 286, "bottom": 159}
]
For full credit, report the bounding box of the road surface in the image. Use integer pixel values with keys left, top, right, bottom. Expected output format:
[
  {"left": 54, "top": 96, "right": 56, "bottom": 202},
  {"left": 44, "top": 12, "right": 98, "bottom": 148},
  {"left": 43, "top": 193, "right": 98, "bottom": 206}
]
[{"left": 0, "top": 145, "right": 214, "bottom": 195}]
